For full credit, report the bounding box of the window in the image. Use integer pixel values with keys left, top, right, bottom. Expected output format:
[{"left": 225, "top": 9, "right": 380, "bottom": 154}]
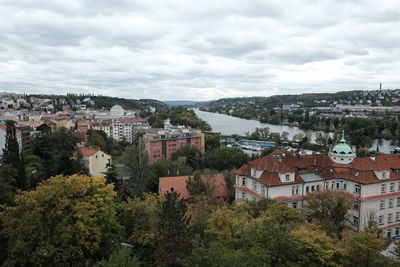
[
  {"left": 355, "top": 184, "right": 361, "bottom": 194},
  {"left": 398, "top": 181, "right": 400, "bottom": 191},
  {"left": 387, "top": 229, "right": 392, "bottom": 239},
  {"left": 396, "top": 212, "right": 400, "bottom": 222},
  {"left": 252, "top": 181, "right": 257, "bottom": 191},
  {"left": 261, "top": 186, "right": 266, "bottom": 196},
  {"left": 251, "top": 169, "right": 256, "bottom": 177},
  {"left": 311, "top": 185, "right": 315, "bottom": 192},
  {"left": 295, "top": 186, "right": 299, "bottom": 195},
  {"left": 317, "top": 184, "right": 320, "bottom": 191},
  {"left": 95, "top": 155, "right": 98, "bottom": 158},
  {"left": 390, "top": 183, "right": 395, "bottom": 192},
  {"left": 306, "top": 186, "right": 309, "bottom": 193},
  {"left": 343, "top": 183, "right": 347, "bottom": 190},
  {"left": 292, "top": 202, "right": 298, "bottom": 209},
  {"left": 242, "top": 192, "right": 246, "bottom": 199},
  {"left": 325, "top": 183, "right": 329, "bottom": 190},
  {"left": 396, "top": 227, "right": 400, "bottom": 236},
  {"left": 397, "top": 197, "right": 400, "bottom": 206},
  {"left": 354, "top": 200, "right": 360, "bottom": 211},
  {"left": 242, "top": 178, "right": 246, "bottom": 186},
  {"left": 389, "top": 199, "right": 394, "bottom": 208},
  {"left": 381, "top": 184, "right": 386, "bottom": 194},
  {"left": 382, "top": 172, "right": 387, "bottom": 179},
  {"left": 380, "top": 200, "right": 385, "bottom": 210},
  {"left": 353, "top": 216, "right": 359, "bottom": 226},
  {"left": 292, "top": 186, "right": 295, "bottom": 196},
  {"left": 331, "top": 181, "right": 335, "bottom": 189},
  {"left": 379, "top": 215, "right": 384, "bottom": 225},
  {"left": 388, "top": 213, "right": 393, "bottom": 223},
  {"left": 285, "top": 174, "right": 290, "bottom": 181}
]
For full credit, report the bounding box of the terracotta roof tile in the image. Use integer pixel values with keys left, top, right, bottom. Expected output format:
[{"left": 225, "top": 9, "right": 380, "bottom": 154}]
[{"left": 159, "top": 174, "right": 228, "bottom": 199}]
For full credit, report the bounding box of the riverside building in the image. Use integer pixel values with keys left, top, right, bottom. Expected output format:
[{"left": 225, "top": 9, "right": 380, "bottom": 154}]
[{"left": 235, "top": 131, "right": 400, "bottom": 238}]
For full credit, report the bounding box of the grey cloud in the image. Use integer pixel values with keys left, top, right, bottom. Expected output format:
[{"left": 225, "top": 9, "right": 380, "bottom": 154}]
[{"left": 0, "top": 0, "right": 399, "bottom": 100}]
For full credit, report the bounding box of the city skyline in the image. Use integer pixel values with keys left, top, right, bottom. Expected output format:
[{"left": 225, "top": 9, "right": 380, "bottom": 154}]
[{"left": 0, "top": 0, "right": 399, "bottom": 101}]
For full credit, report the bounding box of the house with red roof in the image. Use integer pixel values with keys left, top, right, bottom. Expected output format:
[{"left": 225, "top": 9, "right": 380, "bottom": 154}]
[
  {"left": 235, "top": 131, "right": 400, "bottom": 238},
  {"left": 77, "top": 147, "right": 111, "bottom": 177},
  {"left": 159, "top": 173, "right": 228, "bottom": 199}
]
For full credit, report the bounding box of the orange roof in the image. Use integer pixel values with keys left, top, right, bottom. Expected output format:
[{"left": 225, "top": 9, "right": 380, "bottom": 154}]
[
  {"left": 78, "top": 147, "right": 100, "bottom": 157},
  {"left": 235, "top": 151, "right": 400, "bottom": 186},
  {"left": 77, "top": 121, "right": 89, "bottom": 127},
  {"left": 159, "top": 174, "right": 228, "bottom": 199}
]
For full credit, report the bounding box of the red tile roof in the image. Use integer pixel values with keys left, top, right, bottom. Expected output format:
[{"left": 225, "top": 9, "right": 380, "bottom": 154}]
[
  {"left": 159, "top": 174, "right": 228, "bottom": 199},
  {"left": 235, "top": 150, "right": 400, "bottom": 186},
  {"left": 78, "top": 147, "right": 100, "bottom": 157}
]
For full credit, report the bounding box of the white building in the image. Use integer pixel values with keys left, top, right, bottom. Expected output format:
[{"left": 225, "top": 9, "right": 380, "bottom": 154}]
[
  {"left": 78, "top": 147, "right": 111, "bottom": 177},
  {"left": 235, "top": 132, "right": 400, "bottom": 238},
  {"left": 110, "top": 105, "right": 125, "bottom": 117}
]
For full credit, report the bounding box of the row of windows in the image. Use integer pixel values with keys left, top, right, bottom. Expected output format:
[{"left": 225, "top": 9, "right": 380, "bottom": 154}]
[
  {"left": 380, "top": 182, "right": 400, "bottom": 194},
  {"left": 378, "top": 212, "right": 400, "bottom": 225},
  {"left": 324, "top": 180, "right": 347, "bottom": 191},
  {"left": 379, "top": 198, "right": 400, "bottom": 209}
]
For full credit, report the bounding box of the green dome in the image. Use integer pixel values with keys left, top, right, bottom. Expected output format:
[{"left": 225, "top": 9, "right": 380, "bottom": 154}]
[{"left": 330, "top": 130, "right": 355, "bottom": 156}]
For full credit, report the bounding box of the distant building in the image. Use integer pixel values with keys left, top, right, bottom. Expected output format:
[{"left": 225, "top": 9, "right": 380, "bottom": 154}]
[
  {"left": 110, "top": 105, "right": 125, "bottom": 117},
  {"left": 78, "top": 147, "right": 111, "bottom": 177},
  {"left": 143, "top": 128, "right": 205, "bottom": 163},
  {"left": 159, "top": 173, "right": 228, "bottom": 199},
  {"left": 0, "top": 124, "right": 31, "bottom": 156}
]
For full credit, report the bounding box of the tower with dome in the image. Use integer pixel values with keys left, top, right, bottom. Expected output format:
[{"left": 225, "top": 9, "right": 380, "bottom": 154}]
[{"left": 329, "top": 130, "right": 356, "bottom": 164}]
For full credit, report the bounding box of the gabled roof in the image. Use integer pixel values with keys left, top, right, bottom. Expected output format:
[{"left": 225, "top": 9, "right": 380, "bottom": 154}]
[
  {"left": 78, "top": 147, "right": 100, "bottom": 157},
  {"left": 235, "top": 150, "right": 400, "bottom": 186}
]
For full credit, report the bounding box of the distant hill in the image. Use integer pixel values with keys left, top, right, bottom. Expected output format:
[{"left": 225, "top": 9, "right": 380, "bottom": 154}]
[
  {"left": 30, "top": 94, "right": 168, "bottom": 111},
  {"left": 164, "top": 100, "right": 213, "bottom": 106}
]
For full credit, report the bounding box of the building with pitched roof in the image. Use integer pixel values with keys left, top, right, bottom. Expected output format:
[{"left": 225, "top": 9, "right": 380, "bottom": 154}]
[
  {"left": 78, "top": 147, "right": 111, "bottom": 177},
  {"left": 235, "top": 132, "right": 400, "bottom": 238}
]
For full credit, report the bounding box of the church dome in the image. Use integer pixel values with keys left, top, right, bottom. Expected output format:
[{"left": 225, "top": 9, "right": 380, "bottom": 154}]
[
  {"left": 329, "top": 130, "right": 355, "bottom": 164},
  {"left": 330, "top": 131, "right": 355, "bottom": 157}
]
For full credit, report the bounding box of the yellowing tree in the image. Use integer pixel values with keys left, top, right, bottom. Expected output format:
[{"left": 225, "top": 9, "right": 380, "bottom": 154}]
[
  {"left": 1, "top": 174, "right": 123, "bottom": 266},
  {"left": 292, "top": 225, "right": 345, "bottom": 266}
]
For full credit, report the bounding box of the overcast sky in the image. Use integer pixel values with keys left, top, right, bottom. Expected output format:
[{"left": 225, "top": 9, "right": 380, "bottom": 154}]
[{"left": 0, "top": 0, "right": 399, "bottom": 101}]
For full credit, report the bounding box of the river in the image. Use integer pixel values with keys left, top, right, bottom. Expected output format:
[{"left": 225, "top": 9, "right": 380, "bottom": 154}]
[{"left": 193, "top": 108, "right": 397, "bottom": 154}]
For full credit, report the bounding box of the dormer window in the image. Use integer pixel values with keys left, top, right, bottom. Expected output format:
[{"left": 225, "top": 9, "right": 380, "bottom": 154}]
[
  {"left": 382, "top": 172, "right": 387, "bottom": 179},
  {"left": 285, "top": 174, "right": 290, "bottom": 181},
  {"left": 251, "top": 168, "right": 256, "bottom": 177}
]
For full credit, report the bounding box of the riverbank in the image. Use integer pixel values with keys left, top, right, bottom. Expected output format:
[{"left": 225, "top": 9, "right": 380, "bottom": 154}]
[{"left": 193, "top": 108, "right": 398, "bottom": 154}]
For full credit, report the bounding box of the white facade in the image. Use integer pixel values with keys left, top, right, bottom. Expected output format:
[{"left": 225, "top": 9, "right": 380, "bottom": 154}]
[{"left": 84, "top": 150, "right": 111, "bottom": 177}]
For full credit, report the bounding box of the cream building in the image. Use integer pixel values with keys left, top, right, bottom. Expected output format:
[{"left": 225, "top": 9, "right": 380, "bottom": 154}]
[
  {"left": 78, "top": 147, "right": 111, "bottom": 177},
  {"left": 235, "top": 132, "right": 400, "bottom": 239}
]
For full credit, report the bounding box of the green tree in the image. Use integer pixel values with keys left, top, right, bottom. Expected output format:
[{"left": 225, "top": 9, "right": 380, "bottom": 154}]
[
  {"left": 0, "top": 164, "right": 19, "bottom": 205},
  {"left": 2, "top": 120, "right": 27, "bottom": 189},
  {"left": 305, "top": 191, "right": 354, "bottom": 238},
  {"left": 292, "top": 225, "right": 345, "bottom": 266},
  {"left": 186, "top": 171, "right": 206, "bottom": 197},
  {"left": 205, "top": 134, "right": 221, "bottom": 152},
  {"left": 205, "top": 147, "right": 249, "bottom": 171},
  {"left": 32, "top": 128, "right": 86, "bottom": 180},
  {"left": 344, "top": 231, "right": 386, "bottom": 267},
  {"left": 155, "top": 189, "right": 191, "bottom": 266},
  {"left": 87, "top": 132, "right": 107, "bottom": 151},
  {"left": 171, "top": 144, "right": 204, "bottom": 170},
  {"left": 120, "top": 141, "right": 149, "bottom": 199},
  {"left": 99, "top": 247, "right": 140, "bottom": 267},
  {"left": 1, "top": 174, "right": 124, "bottom": 266}
]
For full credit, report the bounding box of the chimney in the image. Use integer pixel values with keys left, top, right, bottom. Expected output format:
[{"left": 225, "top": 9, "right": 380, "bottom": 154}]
[{"left": 380, "top": 83, "right": 382, "bottom": 91}]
